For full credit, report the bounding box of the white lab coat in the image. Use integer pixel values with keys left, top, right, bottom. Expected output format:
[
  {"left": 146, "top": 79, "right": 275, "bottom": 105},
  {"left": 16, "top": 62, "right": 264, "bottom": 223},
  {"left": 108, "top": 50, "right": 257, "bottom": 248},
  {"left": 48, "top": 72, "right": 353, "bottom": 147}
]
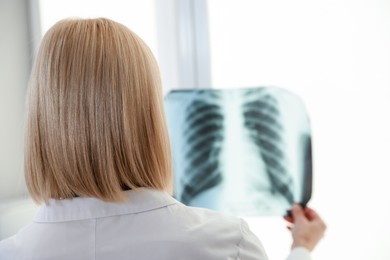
[{"left": 0, "top": 188, "right": 311, "bottom": 259}]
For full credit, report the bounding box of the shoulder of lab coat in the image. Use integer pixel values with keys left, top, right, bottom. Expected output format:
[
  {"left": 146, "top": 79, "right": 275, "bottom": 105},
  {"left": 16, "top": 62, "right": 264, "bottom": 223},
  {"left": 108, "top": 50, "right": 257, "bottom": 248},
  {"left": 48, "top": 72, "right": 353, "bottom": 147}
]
[{"left": 0, "top": 188, "right": 270, "bottom": 260}]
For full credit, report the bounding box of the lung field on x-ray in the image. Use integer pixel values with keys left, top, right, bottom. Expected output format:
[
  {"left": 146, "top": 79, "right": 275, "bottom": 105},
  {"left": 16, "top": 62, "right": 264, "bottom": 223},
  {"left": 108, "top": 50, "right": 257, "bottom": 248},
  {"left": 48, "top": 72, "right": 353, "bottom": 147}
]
[
  {"left": 242, "top": 89, "right": 294, "bottom": 205},
  {"left": 180, "top": 92, "right": 224, "bottom": 205}
]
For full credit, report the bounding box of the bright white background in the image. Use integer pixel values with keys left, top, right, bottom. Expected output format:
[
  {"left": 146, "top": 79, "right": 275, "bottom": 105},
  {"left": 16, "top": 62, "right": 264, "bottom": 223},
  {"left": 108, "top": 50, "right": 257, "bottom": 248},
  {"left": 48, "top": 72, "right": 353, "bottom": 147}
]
[{"left": 208, "top": 0, "right": 390, "bottom": 259}]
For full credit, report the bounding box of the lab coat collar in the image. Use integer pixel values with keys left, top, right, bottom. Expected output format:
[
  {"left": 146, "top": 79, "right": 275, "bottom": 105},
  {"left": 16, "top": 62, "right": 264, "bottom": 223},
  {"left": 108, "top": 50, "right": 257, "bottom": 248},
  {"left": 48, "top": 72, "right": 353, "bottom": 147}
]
[{"left": 33, "top": 188, "right": 179, "bottom": 223}]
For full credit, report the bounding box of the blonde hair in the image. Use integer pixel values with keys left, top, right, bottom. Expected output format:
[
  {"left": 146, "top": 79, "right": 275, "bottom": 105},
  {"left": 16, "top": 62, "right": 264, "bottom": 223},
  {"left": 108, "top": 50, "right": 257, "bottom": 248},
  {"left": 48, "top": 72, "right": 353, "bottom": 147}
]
[{"left": 25, "top": 18, "right": 172, "bottom": 203}]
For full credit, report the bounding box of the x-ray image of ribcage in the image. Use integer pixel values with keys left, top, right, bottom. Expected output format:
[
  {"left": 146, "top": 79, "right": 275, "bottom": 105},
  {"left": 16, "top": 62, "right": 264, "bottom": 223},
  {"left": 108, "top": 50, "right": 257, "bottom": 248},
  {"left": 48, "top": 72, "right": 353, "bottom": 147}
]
[{"left": 165, "top": 87, "right": 312, "bottom": 216}]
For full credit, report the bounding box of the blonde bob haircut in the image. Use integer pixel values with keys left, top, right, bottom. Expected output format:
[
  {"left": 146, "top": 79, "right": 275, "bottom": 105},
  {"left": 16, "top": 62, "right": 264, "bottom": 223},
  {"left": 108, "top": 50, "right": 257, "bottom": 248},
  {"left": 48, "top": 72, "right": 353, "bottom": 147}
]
[{"left": 25, "top": 18, "right": 172, "bottom": 203}]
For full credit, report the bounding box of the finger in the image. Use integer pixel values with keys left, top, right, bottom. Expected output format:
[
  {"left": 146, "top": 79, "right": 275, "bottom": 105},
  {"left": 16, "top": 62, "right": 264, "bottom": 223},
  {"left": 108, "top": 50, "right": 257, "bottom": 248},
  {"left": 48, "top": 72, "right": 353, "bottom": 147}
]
[
  {"left": 304, "top": 207, "right": 321, "bottom": 221},
  {"left": 291, "top": 204, "right": 305, "bottom": 219},
  {"left": 283, "top": 216, "right": 294, "bottom": 223}
]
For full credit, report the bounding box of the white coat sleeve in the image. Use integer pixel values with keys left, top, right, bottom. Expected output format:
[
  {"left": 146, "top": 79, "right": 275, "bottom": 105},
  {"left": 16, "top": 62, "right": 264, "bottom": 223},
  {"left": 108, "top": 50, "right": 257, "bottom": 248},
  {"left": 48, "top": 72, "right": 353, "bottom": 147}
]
[
  {"left": 237, "top": 219, "right": 313, "bottom": 260},
  {"left": 286, "top": 247, "right": 313, "bottom": 260},
  {"left": 237, "top": 219, "right": 269, "bottom": 259}
]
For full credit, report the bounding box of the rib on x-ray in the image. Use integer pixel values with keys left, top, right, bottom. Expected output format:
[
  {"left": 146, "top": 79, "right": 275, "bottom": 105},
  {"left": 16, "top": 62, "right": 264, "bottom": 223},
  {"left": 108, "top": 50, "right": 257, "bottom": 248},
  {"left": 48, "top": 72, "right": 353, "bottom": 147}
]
[
  {"left": 164, "top": 87, "right": 312, "bottom": 216},
  {"left": 242, "top": 89, "right": 294, "bottom": 206},
  {"left": 180, "top": 91, "right": 224, "bottom": 205}
]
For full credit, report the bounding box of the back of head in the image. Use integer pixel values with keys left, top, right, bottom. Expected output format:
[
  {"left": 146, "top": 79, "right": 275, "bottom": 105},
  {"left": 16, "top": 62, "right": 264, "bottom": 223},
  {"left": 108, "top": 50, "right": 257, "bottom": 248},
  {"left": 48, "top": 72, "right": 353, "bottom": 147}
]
[{"left": 25, "top": 18, "right": 172, "bottom": 203}]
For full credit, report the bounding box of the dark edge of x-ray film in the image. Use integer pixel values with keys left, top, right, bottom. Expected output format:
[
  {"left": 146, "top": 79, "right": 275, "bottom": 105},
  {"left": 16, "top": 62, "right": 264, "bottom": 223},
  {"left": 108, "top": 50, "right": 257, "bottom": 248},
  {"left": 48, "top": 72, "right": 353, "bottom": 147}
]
[
  {"left": 301, "top": 134, "right": 312, "bottom": 206},
  {"left": 164, "top": 87, "right": 312, "bottom": 216},
  {"left": 285, "top": 134, "right": 312, "bottom": 218}
]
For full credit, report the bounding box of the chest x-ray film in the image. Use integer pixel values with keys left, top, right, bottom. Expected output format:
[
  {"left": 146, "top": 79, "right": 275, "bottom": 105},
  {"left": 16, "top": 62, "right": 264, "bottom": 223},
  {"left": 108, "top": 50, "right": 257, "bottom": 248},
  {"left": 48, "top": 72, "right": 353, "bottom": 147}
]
[{"left": 164, "top": 87, "right": 312, "bottom": 216}]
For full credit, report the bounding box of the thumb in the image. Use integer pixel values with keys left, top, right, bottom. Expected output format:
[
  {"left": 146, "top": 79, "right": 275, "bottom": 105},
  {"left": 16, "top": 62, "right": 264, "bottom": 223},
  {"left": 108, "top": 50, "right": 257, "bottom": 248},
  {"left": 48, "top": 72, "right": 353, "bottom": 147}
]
[{"left": 291, "top": 204, "right": 306, "bottom": 222}]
